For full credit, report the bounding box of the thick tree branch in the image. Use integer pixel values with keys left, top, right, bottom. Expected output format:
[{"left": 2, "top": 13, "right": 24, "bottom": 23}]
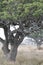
[{"left": 0, "top": 37, "right": 5, "bottom": 44}]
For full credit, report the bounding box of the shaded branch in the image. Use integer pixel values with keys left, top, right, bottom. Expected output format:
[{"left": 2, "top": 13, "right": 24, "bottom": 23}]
[{"left": 0, "top": 37, "right": 5, "bottom": 44}]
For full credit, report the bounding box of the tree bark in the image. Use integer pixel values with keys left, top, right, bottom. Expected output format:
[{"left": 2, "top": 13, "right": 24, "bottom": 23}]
[
  {"left": 2, "top": 25, "right": 10, "bottom": 55},
  {"left": 6, "top": 44, "right": 17, "bottom": 61}
]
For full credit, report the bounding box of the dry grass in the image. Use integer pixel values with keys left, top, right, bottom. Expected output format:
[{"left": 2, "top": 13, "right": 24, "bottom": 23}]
[{"left": 0, "top": 45, "right": 43, "bottom": 65}]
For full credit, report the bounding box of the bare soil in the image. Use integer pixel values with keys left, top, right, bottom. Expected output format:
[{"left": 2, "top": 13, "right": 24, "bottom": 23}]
[{"left": 0, "top": 45, "right": 43, "bottom": 65}]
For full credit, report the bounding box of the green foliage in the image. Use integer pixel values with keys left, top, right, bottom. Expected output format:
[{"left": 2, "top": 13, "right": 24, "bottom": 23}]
[
  {"left": 29, "top": 29, "right": 43, "bottom": 38},
  {"left": 0, "top": 0, "right": 43, "bottom": 20}
]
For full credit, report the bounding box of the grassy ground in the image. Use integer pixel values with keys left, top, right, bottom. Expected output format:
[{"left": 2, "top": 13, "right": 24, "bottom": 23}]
[{"left": 0, "top": 45, "right": 43, "bottom": 65}]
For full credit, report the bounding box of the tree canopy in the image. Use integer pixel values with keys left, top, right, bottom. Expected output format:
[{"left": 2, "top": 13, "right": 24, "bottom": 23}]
[
  {"left": 0, "top": 0, "right": 43, "bottom": 38},
  {"left": 0, "top": 0, "right": 43, "bottom": 21}
]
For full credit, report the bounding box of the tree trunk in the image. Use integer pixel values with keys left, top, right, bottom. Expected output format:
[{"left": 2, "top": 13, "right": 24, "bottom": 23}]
[
  {"left": 6, "top": 44, "right": 18, "bottom": 61},
  {"left": 2, "top": 42, "right": 10, "bottom": 55},
  {"left": 2, "top": 25, "right": 10, "bottom": 55},
  {"left": 37, "top": 44, "right": 41, "bottom": 50}
]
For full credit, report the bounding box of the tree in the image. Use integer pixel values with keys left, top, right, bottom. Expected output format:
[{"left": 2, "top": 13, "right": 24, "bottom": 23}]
[{"left": 0, "top": 0, "right": 43, "bottom": 61}]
